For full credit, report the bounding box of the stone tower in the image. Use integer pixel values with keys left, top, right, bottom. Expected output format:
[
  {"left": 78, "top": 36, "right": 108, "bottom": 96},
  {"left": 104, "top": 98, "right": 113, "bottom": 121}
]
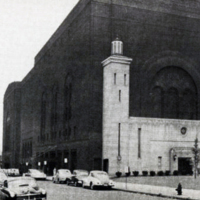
[{"left": 102, "top": 37, "right": 132, "bottom": 173}]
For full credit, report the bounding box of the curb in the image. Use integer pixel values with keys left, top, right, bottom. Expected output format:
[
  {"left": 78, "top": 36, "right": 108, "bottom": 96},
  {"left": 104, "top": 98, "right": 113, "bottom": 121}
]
[{"left": 112, "top": 188, "right": 194, "bottom": 200}]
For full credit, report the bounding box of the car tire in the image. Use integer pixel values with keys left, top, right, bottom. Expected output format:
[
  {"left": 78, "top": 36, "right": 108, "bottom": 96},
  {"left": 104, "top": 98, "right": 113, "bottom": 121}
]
[
  {"left": 108, "top": 186, "right": 112, "bottom": 190},
  {"left": 90, "top": 182, "right": 95, "bottom": 190}
]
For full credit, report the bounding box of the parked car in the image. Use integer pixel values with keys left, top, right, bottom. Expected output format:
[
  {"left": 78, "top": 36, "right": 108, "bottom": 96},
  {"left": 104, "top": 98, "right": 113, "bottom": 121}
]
[
  {"left": 23, "top": 169, "right": 46, "bottom": 180},
  {"left": 53, "top": 169, "right": 73, "bottom": 184},
  {"left": 0, "top": 176, "right": 47, "bottom": 200},
  {"left": 71, "top": 169, "right": 89, "bottom": 186},
  {"left": 81, "top": 170, "right": 114, "bottom": 189}
]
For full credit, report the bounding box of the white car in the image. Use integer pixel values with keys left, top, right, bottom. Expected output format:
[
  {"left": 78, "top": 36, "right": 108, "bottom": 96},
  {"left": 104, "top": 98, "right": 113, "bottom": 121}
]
[
  {"left": 23, "top": 169, "right": 46, "bottom": 180},
  {"left": 53, "top": 169, "right": 72, "bottom": 184},
  {"left": 81, "top": 170, "right": 114, "bottom": 189}
]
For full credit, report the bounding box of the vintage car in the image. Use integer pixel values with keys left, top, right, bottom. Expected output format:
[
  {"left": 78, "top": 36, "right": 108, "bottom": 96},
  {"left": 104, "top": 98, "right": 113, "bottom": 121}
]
[
  {"left": 0, "top": 177, "right": 47, "bottom": 200},
  {"left": 81, "top": 170, "right": 114, "bottom": 189},
  {"left": 52, "top": 169, "right": 73, "bottom": 184},
  {"left": 23, "top": 169, "right": 46, "bottom": 180},
  {"left": 71, "top": 169, "right": 89, "bottom": 186}
]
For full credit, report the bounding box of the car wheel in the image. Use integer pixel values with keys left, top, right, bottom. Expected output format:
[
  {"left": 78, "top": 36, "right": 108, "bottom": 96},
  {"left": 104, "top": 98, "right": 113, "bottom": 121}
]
[
  {"left": 90, "top": 182, "right": 95, "bottom": 190},
  {"left": 108, "top": 186, "right": 112, "bottom": 190}
]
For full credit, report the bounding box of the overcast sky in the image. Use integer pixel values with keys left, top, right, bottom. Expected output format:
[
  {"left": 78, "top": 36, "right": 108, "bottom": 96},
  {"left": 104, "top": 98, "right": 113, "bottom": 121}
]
[{"left": 0, "top": 0, "right": 79, "bottom": 153}]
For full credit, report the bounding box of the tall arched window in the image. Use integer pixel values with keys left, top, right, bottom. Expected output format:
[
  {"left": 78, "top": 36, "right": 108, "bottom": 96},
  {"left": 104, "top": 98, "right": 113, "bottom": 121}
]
[
  {"left": 51, "top": 86, "right": 58, "bottom": 139},
  {"left": 4, "top": 114, "right": 11, "bottom": 152},
  {"left": 150, "top": 66, "right": 197, "bottom": 120},
  {"left": 164, "top": 88, "right": 179, "bottom": 119},
  {"left": 64, "top": 74, "right": 72, "bottom": 137},
  {"left": 41, "top": 92, "right": 46, "bottom": 142},
  {"left": 179, "top": 89, "right": 197, "bottom": 119},
  {"left": 151, "top": 86, "right": 163, "bottom": 118}
]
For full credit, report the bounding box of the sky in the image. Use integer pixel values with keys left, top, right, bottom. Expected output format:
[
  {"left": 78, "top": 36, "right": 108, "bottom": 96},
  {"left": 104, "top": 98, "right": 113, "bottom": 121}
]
[{"left": 0, "top": 0, "right": 80, "bottom": 153}]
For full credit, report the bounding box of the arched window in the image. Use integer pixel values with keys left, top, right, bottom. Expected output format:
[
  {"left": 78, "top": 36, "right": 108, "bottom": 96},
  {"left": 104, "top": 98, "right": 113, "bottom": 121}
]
[
  {"left": 51, "top": 85, "right": 58, "bottom": 139},
  {"left": 164, "top": 88, "right": 179, "bottom": 119},
  {"left": 179, "top": 89, "right": 197, "bottom": 119},
  {"left": 150, "top": 66, "right": 197, "bottom": 120},
  {"left": 4, "top": 114, "right": 11, "bottom": 152},
  {"left": 64, "top": 74, "right": 72, "bottom": 137},
  {"left": 151, "top": 86, "right": 163, "bottom": 118},
  {"left": 41, "top": 92, "right": 46, "bottom": 142}
]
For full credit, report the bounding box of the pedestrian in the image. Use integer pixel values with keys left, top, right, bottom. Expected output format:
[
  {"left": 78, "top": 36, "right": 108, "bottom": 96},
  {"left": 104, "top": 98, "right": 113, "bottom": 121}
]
[
  {"left": 175, "top": 183, "right": 182, "bottom": 195},
  {"left": 53, "top": 168, "right": 56, "bottom": 176}
]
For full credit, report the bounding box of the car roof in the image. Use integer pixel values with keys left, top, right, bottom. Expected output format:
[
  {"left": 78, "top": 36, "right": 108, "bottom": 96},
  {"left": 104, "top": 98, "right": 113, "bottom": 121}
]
[
  {"left": 73, "top": 169, "right": 88, "bottom": 172},
  {"left": 7, "top": 177, "right": 34, "bottom": 182},
  {"left": 58, "top": 169, "right": 71, "bottom": 172},
  {"left": 90, "top": 170, "right": 107, "bottom": 173}
]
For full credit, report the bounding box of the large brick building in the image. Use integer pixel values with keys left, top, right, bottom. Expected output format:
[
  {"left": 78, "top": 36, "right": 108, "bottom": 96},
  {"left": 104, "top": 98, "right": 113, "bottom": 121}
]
[{"left": 3, "top": 0, "right": 200, "bottom": 175}]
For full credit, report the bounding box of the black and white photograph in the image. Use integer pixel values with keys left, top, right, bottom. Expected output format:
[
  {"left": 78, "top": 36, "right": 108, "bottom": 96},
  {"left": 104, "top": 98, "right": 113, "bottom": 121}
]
[{"left": 1, "top": 0, "right": 200, "bottom": 199}]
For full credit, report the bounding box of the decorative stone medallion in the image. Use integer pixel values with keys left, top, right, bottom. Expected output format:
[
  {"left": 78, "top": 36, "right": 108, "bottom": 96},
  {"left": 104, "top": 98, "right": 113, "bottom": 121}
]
[{"left": 181, "top": 127, "right": 187, "bottom": 135}]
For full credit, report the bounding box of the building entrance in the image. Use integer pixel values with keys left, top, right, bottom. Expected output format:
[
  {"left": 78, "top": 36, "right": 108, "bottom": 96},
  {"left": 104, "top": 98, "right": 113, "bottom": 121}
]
[{"left": 178, "top": 157, "right": 193, "bottom": 175}]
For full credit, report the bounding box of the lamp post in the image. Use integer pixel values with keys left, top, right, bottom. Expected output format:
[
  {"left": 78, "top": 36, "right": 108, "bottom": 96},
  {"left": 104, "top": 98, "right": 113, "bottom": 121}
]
[
  {"left": 25, "top": 162, "right": 29, "bottom": 172},
  {"left": 64, "top": 158, "right": 68, "bottom": 169},
  {"left": 170, "top": 148, "right": 177, "bottom": 173},
  {"left": 44, "top": 161, "right": 47, "bottom": 174},
  {"left": 38, "top": 162, "right": 41, "bottom": 170}
]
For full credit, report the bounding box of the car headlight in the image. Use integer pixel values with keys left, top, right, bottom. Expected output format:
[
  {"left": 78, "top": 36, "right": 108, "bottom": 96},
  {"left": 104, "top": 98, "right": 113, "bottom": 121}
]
[
  {"left": 41, "top": 189, "right": 46, "bottom": 195},
  {"left": 109, "top": 181, "right": 114, "bottom": 185},
  {"left": 9, "top": 192, "right": 15, "bottom": 198}
]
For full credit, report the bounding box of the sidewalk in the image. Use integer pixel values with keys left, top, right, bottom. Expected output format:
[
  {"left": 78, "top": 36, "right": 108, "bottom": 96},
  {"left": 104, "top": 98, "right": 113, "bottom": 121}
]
[{"left": 113, "top": 181, "right": 200, "bottom": 200}]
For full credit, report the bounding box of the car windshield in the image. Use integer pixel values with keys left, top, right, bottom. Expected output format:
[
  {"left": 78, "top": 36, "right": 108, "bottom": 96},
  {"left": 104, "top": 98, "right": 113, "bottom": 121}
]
[
  {"left": 8, "top": 179, "right": 38, "bottom": 188},
  {"left": 76, "top": 171, "right": 88, "bottom": 176},
  {"left": 59, "top": 170, "right": 71, "bottom": 175},
  {"left": 94, "top": 172, "right": 108, "bottom": 176},
  {"left": 29, "top": 169, "right": 42, "bottom": 174}
]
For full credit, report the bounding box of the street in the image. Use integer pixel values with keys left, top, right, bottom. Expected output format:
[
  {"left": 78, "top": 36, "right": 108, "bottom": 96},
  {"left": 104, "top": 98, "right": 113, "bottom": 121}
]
[{"left": 37, "top": 180, "right": 173, "bottom": 200}]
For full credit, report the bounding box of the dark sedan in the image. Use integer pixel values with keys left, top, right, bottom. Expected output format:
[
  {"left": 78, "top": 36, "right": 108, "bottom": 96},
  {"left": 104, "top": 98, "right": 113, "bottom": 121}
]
[{"left": 71, "top": 170, "right": 89, "bottom": 187}]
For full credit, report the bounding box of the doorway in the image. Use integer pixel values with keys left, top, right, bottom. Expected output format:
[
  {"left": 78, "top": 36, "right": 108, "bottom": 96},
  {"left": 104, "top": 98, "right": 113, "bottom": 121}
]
[{"left": 178, "top": 157, "right": 193, "bottom": 175}]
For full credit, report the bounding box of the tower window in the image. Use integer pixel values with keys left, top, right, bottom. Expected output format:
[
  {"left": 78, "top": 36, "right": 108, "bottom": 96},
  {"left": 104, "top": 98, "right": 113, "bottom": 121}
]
[
  {"left": 114, "top": 73, "right": 116, "bottom": 85},
  {"left": 158, "top": 156, "right": 162, "bottom": 168},
  {"left": 118, "top": 123, "right": 121, "bottom": 157},
  {"left": 138, "top": 128, "right": 141, "bottom": 158},
  {"left": 124, "top": 74, "right": 126, "bottom": 85},
  {"left": 119, "top": 90, "right": 121, "bottom": 102}
]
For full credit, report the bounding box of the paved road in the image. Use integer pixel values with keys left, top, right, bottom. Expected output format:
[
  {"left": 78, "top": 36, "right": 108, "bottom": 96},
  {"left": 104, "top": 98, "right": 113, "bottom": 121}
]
[{"left": 37, "top": 180, "right": 173, "bottom": 200}]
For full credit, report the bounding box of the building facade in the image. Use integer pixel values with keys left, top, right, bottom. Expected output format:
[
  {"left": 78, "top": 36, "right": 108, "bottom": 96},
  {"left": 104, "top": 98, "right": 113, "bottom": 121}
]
[{"left": 3, "top": 0, "right": 200, "bottom": 175}]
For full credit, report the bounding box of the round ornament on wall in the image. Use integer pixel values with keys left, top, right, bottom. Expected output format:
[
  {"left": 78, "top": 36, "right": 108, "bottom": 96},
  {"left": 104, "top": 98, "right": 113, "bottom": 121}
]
[{"left": 181, "top": 127, "right": 187, "bottom": 135}]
